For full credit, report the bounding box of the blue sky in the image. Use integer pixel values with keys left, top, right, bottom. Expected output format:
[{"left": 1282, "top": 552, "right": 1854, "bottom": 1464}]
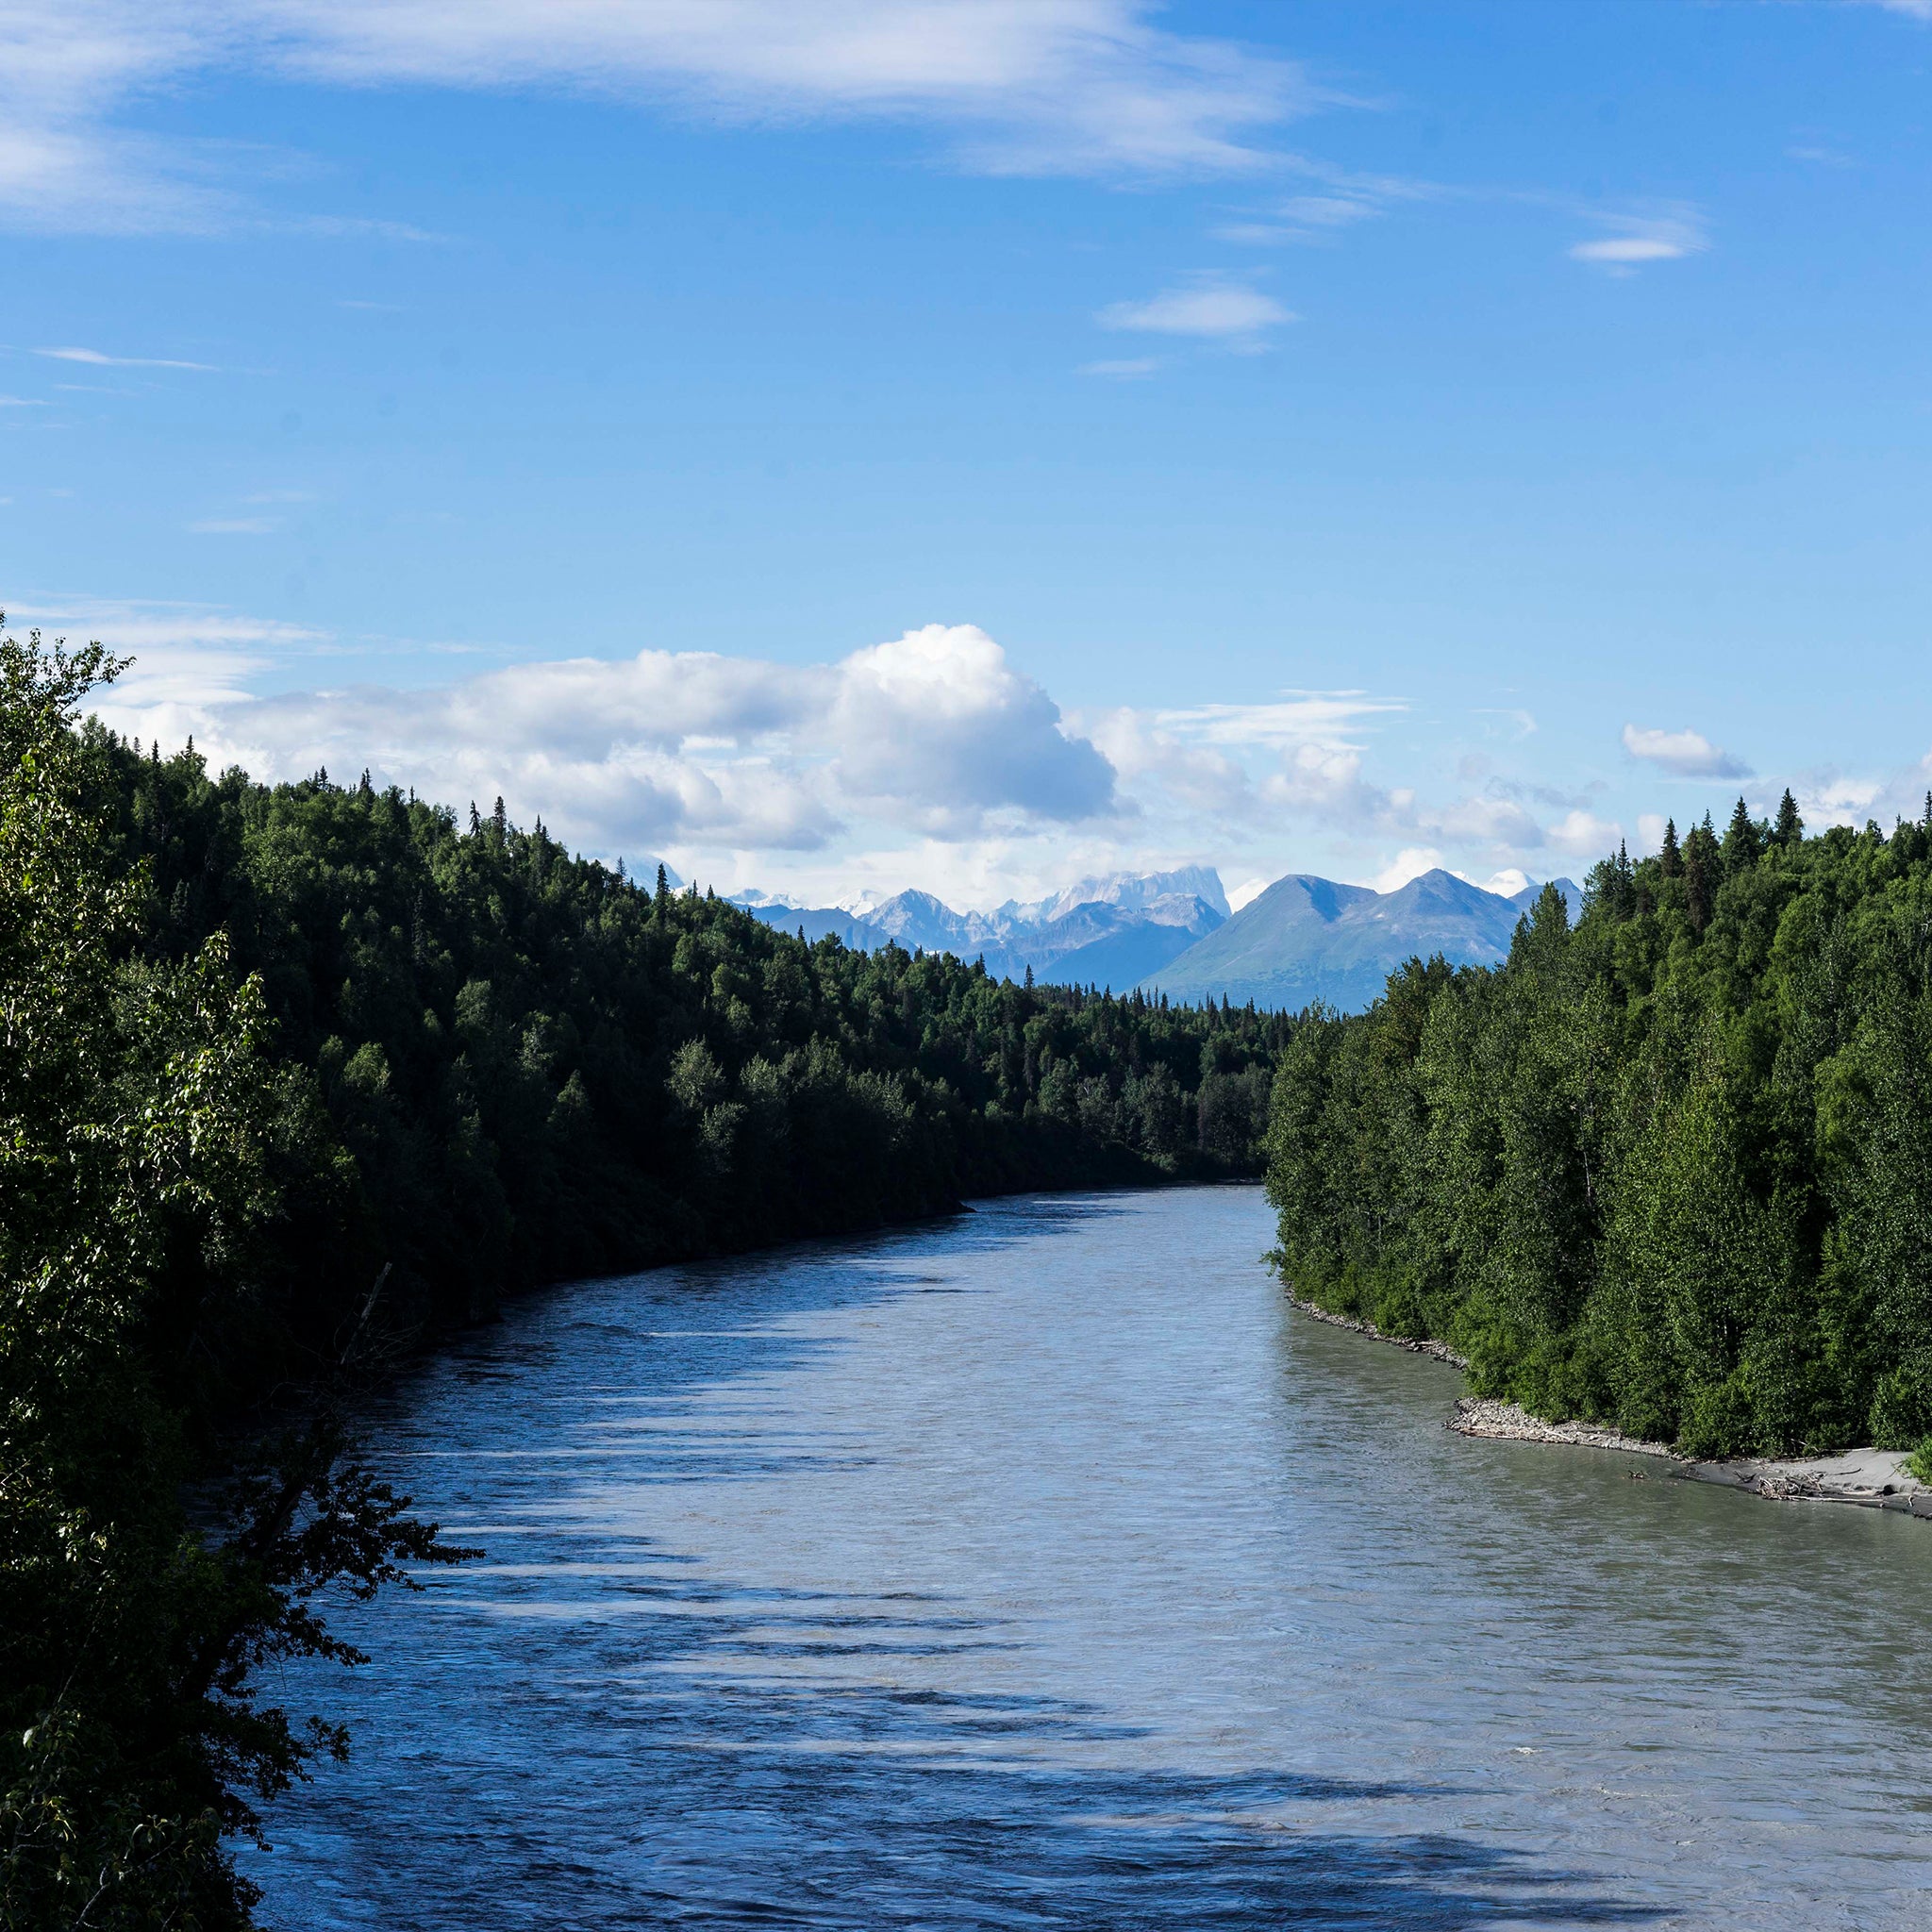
[{"left": 5, "top": 1, "right": 1930, "bottom": 908}]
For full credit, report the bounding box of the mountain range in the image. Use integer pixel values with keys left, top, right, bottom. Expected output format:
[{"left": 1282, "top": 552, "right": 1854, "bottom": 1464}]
[
  {"left": 736, "top": 866, "right": 1228, "bottom": 989},
  {"left": 1142, "top": 868, "right": 1576, "bottom": 1013},
  {"left": 735, "top": 864, "right": 1578, "bottom": 1013}
]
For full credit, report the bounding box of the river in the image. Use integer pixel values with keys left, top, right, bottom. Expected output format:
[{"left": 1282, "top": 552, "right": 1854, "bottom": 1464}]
[{"left": 248, "top": 1184, "right": 1932, "bottom": 1929}]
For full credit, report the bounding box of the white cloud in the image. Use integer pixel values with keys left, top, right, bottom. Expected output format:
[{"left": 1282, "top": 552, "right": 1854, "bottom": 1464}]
[
  {"left": 1426, "top": 791, "right": 1546, "bottom": 848},
  {"left": 1098, "top": 277, "right": 1292, "bottom": 342},
  {"left": 85, "top": 619, "right": 1117, "bottom": 858},
  {"left": 1225, "top": 874, "right": 1271, "bottom": 911},
  {"left": 25, "top": 595, "right": 1649, "bottom": 899},
  {"left": 1787, "top": 143, "right": 1855, "bottom": 167},
  {"left": 1570, "top": 211, "right": 1707, "bottom": 275},
  {"left": 1622, "top": 724, "right": 1752, "bottom": 778},
  {"left": 1078, "top": 357, "right": 1160, "bottom": 379},
  {"left": 1276, "top": 192, "right": 1378, "bottom": 227},
  {"left": 1215, "top": 154, "right": 1443, "bottom": 245},
  {"left": 826, "top": 624, "right": 1116, "bottom": 832},
  {"left": 33, "top": 343, "right": 218, "bottom": 369},
  {"left": 1797, "top": 772, "right": 1883, "bottom": 829},
  {"left": 1369, "top": 846, "right": 1447, "bottom": 892},
  {"left": 0, "top": 395, "right": 51, "bottom": 407},
  {"left": 0, "top": 2, "right": 1320, "bottom": 233},
  {"left": 14, "top": 598, "right": 328, "bottom": 736},
  {"left": 1264, "top": 741, "right": 1385, "bottom": 815},
  {"left": 1079, "top": 691, "right": 1402, "bottom": 824},
  {"left": 1545, "top": 808, "right": 1622, "bottom": 856}
]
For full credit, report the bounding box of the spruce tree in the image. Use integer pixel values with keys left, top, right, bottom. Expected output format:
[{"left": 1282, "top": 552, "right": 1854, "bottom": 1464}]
[
  {"left": 1724, "top": 794, "right": 1761, "bottom": 872},
  {"left": 1774, "top": 788, "right": 1803, "bottom": 848},
  {"left": 1659, "top": 817, "right": 1682, "bottom": 877},
  {"left": 1684, "top": 819, "right": 1713, "bottom": 932}
]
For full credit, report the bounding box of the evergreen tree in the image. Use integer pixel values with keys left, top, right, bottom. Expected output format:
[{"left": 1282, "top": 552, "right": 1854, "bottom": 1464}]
[
  {"left": 1659, "top": 817, "right": 1681, "bottom": 877},
  {"left": 1723, "top": 795, "right": 1761, "bottom": 872},
  {"left": 1266, "top": 791, "right": 1932, "bottom": 1465},
  {"left": 1684, "top": 815, "right": 1716, "bottom": 932},
  {"left": 1774, "top": 788, "right": 1803, "bottom": 847}
]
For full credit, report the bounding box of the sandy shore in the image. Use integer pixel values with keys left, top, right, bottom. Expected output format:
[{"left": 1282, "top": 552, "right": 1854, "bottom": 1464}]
[{"left": 1286, "top": 1293, "right": 1932, "bottom": 1519}]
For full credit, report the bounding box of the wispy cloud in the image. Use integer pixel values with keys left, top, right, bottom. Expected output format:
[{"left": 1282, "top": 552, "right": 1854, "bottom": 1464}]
[
  {"left": 1569, "top": 209, "right": 1707, "bottom": 275},
  {"left": 1214, "top": 153, "right": 1444, "bottom": 245},
  {"left": 1787, "top": 142, "right": 1855, "bottom": 167},
  {"left": 1098, "top": 277, "right": 1292, "bottom": 345},
  {"left": 0, "top": 394, "right": 50, "bottom": 407},
  {"left": 0, "top": 2, "right": 1326, "bottom": 235},
  {"left": 188, "top": 516, "right": 281, "bottom": 535},
  {"left": 1077, "top": 356, "right": 1159, "bottom": 379},
  {"left": 1622, "top": 724, "right": 1751, "bottom": 779},
  {"left": 34, "top": 344, "right": 218, "bottom": 370}
]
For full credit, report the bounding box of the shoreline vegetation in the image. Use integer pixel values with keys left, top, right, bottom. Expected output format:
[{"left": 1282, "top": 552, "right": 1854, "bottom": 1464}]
[
  {"left": 1266, "top": 801, "right": 1932, "bottom": 1490},
  {"left": 2, "top": 632, "right": 1285, "bottom": 1929},
  {"left": 1286, "top": 1295, "right": 1932, "bottom": 1518},
  {"left": 13, "top": 618, "right": 1932, "bottom": 1926}
]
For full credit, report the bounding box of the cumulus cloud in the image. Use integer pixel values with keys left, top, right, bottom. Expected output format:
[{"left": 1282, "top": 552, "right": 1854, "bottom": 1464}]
[
  {"left": 1545, "top": 808, "right": 1623, "bottom": 855},
  {"left": 30, "top": 597, "right": 1646, "bottom": 895},
  {"left": 827, "top": 624, "right": 1116, "bottom": 831},
  {"left": 1622, "top": 724, "right": 1752, "bottom": 779},
  {"left": 0, "top": 1, "right": 1318, "bottom": 232},
  {"left": 1369, "top": 846, "right": 1448, "bottom": 892},
  {"left": 1098, "top": 277, "right": 1292, "bottom": 343},
  {"left": 82, "top": 618, "right": 1117, "bottom": 858}
]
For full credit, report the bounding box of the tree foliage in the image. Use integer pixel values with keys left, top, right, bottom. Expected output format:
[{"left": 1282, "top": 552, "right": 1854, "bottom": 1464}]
[
  {"left": 3, "top": 627, "right": 1287, "bottom": 1926},
  {"left": 75, "top": 708, "right": 1285, "bottom": 1360},
  {"left": 1266, "top": 799, "right": 1932, "bottom": 1463}
]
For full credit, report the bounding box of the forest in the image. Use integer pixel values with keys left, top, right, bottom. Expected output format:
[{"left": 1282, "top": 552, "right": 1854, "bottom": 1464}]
[
  {"left": 1267, "top": 795, "right": 1932, "bottom": 1474},
  {"left": 0, "top": 631, "right": 1282, "bottom": 1928}
]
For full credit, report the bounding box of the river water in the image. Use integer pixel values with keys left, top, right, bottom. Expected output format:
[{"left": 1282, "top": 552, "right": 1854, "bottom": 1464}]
[{"left": 249, "top": 1185, "right": 1932, "bottom": 1930}]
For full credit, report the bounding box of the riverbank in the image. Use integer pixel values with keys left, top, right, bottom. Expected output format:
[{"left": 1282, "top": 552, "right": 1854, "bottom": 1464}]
[{"left": 1286, "top": 1292, "right": 1932, "bottom": 1519}]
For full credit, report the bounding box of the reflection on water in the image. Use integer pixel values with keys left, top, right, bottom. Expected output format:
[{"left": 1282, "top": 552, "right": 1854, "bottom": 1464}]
[{"left": 250, "top": 1188, "right": 1932, "bottom": 1929}]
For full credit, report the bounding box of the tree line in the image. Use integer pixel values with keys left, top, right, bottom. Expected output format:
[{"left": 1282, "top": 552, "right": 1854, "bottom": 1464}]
[
  {"left": 1267, "top": 793, "right": 1932, "bottom": 1473},
  {"left": 0, "top": 632, "right": 1283, "bottom": 1928}
]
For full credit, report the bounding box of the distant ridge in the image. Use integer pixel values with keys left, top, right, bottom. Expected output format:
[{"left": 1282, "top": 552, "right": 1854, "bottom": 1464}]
[
  {"left": 733, "top": 867, "right": 1226, "bottom": 987},
  {"left": 734, "top": 865, "right": 1578, "bottom": 1013},
  {"left": 1141, "top": 869, "right": 1578, "bottom": 1014}
]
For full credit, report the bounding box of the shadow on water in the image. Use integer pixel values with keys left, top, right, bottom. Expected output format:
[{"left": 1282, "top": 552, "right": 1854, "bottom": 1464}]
[
  {"left": 258, "top": 1194, "right": 1669, "bottom": 1930},
  {"left": 277, "top": 1582, "right": 1665, "bottom": 1931}
]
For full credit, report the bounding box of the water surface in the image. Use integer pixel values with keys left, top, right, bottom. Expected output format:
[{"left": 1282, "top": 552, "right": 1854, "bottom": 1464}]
[{"left": 252, "top": 1186, "right": 1932, "bottom": 1928}]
